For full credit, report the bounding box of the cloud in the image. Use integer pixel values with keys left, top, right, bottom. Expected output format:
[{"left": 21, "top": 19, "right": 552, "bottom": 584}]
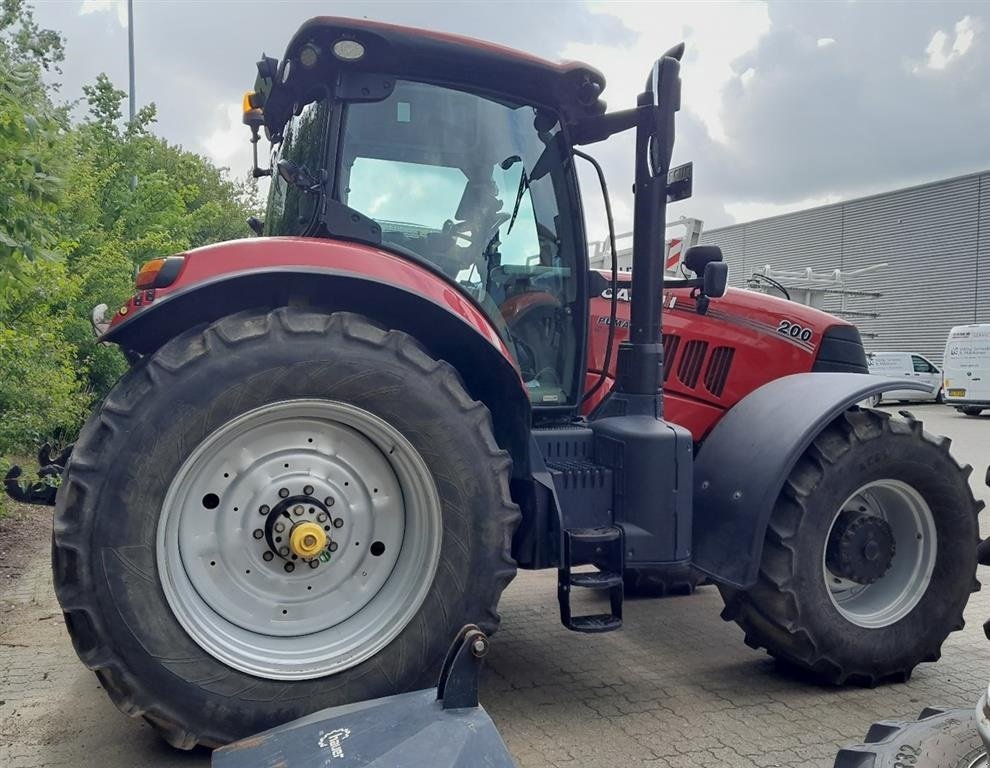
[
  {"left": 79, "top": 0, "right": 127, "bottom": 28},
  {"left": 817, "top": 37, "right": 836, "bottom": 48},
  {"left": 913, "top": 15, "right": 979, "bottom": 72},
  {"left": 201, "top": 102, "right": 247, "bottom": 168},
  {"left": 561, "top": 1, "right": 771, "bottom": 144}
]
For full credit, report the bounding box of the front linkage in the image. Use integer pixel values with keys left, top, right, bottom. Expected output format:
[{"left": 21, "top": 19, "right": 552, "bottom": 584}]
[{"left": 3, "top": 443, "right": 72, "bottom": 506}]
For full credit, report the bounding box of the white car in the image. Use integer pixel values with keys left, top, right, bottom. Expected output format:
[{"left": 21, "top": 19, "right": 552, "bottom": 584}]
[
  {"left": 943, "top": 324, "right": 990, "bottom": 416},
  {"left": 866, "top": 351, "right": 943, "bottom": 404}
]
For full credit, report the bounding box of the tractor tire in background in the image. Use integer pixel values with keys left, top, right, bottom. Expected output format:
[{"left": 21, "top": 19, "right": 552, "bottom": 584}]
[
  {"left": 720, "top": 408, "right": 982, "bottom": 684},
  {"left": 52, "top": 308, "right": 520, "bottom": 748},
  {"left": 834, "top": 708, "right": 985, "bottom": 768},
  {"left": 623, "top": 563, "right": 709, "bottom": 597}
]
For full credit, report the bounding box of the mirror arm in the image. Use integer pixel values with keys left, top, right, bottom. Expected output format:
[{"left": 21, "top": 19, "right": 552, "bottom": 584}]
[
  {"left": 571, "top": 107, "right": 641, "bottom": 146},
  {"left": 249, "top": 124, "right": 272, "bottom": 178}
]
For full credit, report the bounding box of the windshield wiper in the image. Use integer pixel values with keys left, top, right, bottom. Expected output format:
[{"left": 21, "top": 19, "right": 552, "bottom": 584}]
[{"left": 499, "top": 155, "right": 529, "bottom": 236}]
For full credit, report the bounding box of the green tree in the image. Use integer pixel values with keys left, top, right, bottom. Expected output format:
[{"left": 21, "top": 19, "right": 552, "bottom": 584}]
[{"left": 0, "top": 1, "right": 257, "bottom": 485}]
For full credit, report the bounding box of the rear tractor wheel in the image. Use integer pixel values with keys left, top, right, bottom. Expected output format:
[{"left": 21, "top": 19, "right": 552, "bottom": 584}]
[
  {"left": 52, "top": 308, "right": 519, "bottom": 748},
  {"left": 720, "top": 408, "right": 982, "bottom": 684}
]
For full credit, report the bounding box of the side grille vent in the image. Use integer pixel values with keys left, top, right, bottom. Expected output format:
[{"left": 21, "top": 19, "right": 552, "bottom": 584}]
[
  {"left": 704, "top": 346, "right": 735, "bottom": 396},
  {"left": 677, "top": 340, "right": 708, "bottom": 388},
  {"left": 662, "top": 333, "right": 680, "bottom": 382}
]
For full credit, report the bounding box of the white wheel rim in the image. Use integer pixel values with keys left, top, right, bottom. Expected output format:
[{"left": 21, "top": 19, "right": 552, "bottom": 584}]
[
  {"left": 823, "top": 479, "right": 936, "bottom": 629},
  {"left": 157, "top": 399, "right": 442, "bottom": 680}
]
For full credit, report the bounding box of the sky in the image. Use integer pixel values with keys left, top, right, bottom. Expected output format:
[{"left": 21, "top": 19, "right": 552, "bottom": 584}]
[{"left": 35, "top": 0, "right": 989, "bottom": 237}]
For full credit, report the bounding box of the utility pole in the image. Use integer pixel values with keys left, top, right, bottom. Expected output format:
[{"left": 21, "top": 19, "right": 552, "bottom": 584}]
[
  {"left": 127, "top": 0, "right": 135, "bottom": 123},
  {"left": 127, "top": 0, "right": 137, "bottom": 190}
]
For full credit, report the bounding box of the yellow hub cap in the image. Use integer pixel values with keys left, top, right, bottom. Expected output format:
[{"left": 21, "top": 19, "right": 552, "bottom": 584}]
[{"left": 289, "top": 521, "right": 327, "bottom": 560}]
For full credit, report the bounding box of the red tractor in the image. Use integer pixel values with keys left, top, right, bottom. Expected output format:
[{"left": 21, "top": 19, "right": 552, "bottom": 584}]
[{"left": 44, "top": 17, "right": 982, "bottom": 749}]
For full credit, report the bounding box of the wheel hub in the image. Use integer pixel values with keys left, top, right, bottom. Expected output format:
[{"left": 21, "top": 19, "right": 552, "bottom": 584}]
[
  {"left": 290, "top": 521, "right": 328, "bottom": 559},
  {"left": 260, "top": 493, "right": 340, "bottom": 570},
  {"left": 826, "top": 511, "right": 896, "bottom": 584}
]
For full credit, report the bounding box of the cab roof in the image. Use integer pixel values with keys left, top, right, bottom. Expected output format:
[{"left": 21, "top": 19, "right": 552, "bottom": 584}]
[{"left": 260, "top": 16, "right": 607, "bottom": 130}]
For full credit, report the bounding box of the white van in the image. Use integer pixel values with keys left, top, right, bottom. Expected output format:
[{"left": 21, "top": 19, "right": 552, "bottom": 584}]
[
  {"left": 943, "top": 324, "right": 990, "bottom": 416},
  {"left": 866, "top": 351, "right": 943, "bottom": 404}
]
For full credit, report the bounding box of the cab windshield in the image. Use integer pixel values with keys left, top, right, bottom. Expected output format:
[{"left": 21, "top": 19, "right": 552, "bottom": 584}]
[{"left": 336, "top": 80, "right": 581, "bottom": 406}]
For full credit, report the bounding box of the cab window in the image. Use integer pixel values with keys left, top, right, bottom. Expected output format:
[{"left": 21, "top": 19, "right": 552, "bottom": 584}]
[
  {"left": 265, "top": 97, "right": 330, "bottom": 237},
  {"left": 337, "top": 80, "right": 578, "bottom": 406}
]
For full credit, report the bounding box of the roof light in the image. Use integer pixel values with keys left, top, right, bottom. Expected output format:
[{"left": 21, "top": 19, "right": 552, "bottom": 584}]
[
  {"left": 300, "top": 43, "right": 320, "bottom": 68},
  {"left": 331, "top": 39, "right": 365, "bottom": 61}
]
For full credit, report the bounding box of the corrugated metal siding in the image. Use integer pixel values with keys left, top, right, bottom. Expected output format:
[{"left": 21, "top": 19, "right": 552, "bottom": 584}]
[
  {"left": 701, "top": 170, "right": 989, "bottom": 365},
  {"left": 978, "top": 173, "right": 990, "bottom": 323}
]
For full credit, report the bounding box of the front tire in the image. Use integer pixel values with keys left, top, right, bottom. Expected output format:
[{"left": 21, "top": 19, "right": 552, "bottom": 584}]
[
  {"left": 52, "top": 309, "right": 520, "bottom": 747},
  {"left": 961, "top": 406, "right": 986, "bottom": 416},
  {"left": 720, "top": 408, "right": 982, "bottom": 684}
]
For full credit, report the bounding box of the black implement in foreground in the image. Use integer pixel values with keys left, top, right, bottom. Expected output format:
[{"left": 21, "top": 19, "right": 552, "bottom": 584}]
[{"left": 213, "top": 626, "right": 515, "bottom": 768}]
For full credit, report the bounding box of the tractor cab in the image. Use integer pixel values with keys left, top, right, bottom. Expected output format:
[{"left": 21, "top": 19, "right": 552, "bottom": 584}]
[{"left": 243, "top": 17, "right": 692, "bottom": 413}]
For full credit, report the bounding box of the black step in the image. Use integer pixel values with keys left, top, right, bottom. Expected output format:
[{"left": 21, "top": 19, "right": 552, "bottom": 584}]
[
  {"left": 558, "top": 526, "right": 624, "bottom": 634},
  {"left": 569, "top": 571, "right": 623, "bottom": 590},
  {"left": 568, "top": 614, "right": 623, "bottom": 633}
]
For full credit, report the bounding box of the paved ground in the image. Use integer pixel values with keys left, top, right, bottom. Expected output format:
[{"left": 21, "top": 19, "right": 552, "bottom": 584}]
[{"left": 2, "top": 403, "right": 988, "bottom": 767}]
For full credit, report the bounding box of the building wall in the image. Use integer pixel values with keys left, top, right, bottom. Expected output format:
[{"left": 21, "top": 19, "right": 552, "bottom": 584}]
[{"left": 701, "top": 170, "right": 990, "bottom": 365}]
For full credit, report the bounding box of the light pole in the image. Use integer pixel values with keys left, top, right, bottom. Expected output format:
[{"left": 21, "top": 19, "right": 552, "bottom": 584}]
[{"left": 127, "top": 0, "right": 135, "bottom": 123}]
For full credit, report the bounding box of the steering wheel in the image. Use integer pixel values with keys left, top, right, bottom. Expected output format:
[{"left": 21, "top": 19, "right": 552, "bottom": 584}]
[{"left": 444, "top": 212, "right": 512, "bottom": 246}]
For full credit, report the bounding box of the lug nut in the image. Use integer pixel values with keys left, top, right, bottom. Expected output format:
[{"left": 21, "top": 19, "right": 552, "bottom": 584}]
[
  {"left": 303, "top": 485, "right": 314, "bottom": 496},
  {"left": 333, "top": 518, "right": 344, "bottom": 528},
  {"left": 274, "top": 522, "right": 285, "bottom": 533},
  {"left": 263, "top": 551, "right": 274, "bottom": 562},
  {"left": 253, "top": 529, "right": 264, "bottom": 539},
  {"left": 325, "top": 496, "right": 335, "bottom": 507},
  {"left": 293, "top": 504, "right": 304, "bottom": 516},
  {"left": 329, "top": 541, "right": 338, "bottom": 552},
  {"left": 308, "top": 559, "right": 319, "bottom": 569},
  {"left": 317, "top": 512, "right": 328, "bottom": 523},
  {"left": 278, "top": 488, "right": 289, "bottom": 499},
  {"left": 279, "top": 546, "right": 289, "bottom": 557},
  {"left": 259, "top": 504, "right": 270, "bottom": 515},
  {"left": 284, "top": 562, "right": 295, "bottom": 573}
]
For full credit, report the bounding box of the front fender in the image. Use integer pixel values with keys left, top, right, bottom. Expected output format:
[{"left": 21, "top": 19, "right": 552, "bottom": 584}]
[
  {"left": 692, "top": 372, "right": 929, "bottom": 588},
  {"left": 103, "top": 238, "right": 531, "bottom": 473}
]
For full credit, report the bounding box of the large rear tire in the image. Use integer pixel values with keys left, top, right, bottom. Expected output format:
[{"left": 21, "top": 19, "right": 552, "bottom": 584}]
[
  {"left": 720, "top": 408, "right": 982, "bottom": 684},
  {"left": 52, "top": 308, "right": 519, "bottom": 748},
  {"left": 834, "top": 708, "right": 985, "bottom": 768}
]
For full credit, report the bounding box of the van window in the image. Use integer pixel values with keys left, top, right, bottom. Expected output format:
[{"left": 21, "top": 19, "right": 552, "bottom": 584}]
[{"left": 911, "top": 355, "right": 937, "bottom": 374}]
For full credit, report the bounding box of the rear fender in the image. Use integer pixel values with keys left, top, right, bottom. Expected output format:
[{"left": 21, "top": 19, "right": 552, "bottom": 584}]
[
  {"left": 692, "top": 373, "right": 929, "bottom": 588},
  {"left": 104, "top": 265, "right": 531, "bottom": 473}
]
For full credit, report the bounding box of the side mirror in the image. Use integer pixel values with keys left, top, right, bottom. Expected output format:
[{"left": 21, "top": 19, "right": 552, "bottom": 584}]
[
  {"left": 703, "top": 261, "right": 728, "bottom": 299},
  {"left": 277, "top": 159, "right": 318, "bottom": 191},
  {"left": 683, "top": 245, "right": 722, "bottom": 276},
  {"left": 247, "top": 216, "right": 264, "bottom": 236}
]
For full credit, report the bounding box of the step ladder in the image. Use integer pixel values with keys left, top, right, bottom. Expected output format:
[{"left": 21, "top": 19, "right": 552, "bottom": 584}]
[{"left": 557, "top": 526, "right": 624, "bottom": 633}]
